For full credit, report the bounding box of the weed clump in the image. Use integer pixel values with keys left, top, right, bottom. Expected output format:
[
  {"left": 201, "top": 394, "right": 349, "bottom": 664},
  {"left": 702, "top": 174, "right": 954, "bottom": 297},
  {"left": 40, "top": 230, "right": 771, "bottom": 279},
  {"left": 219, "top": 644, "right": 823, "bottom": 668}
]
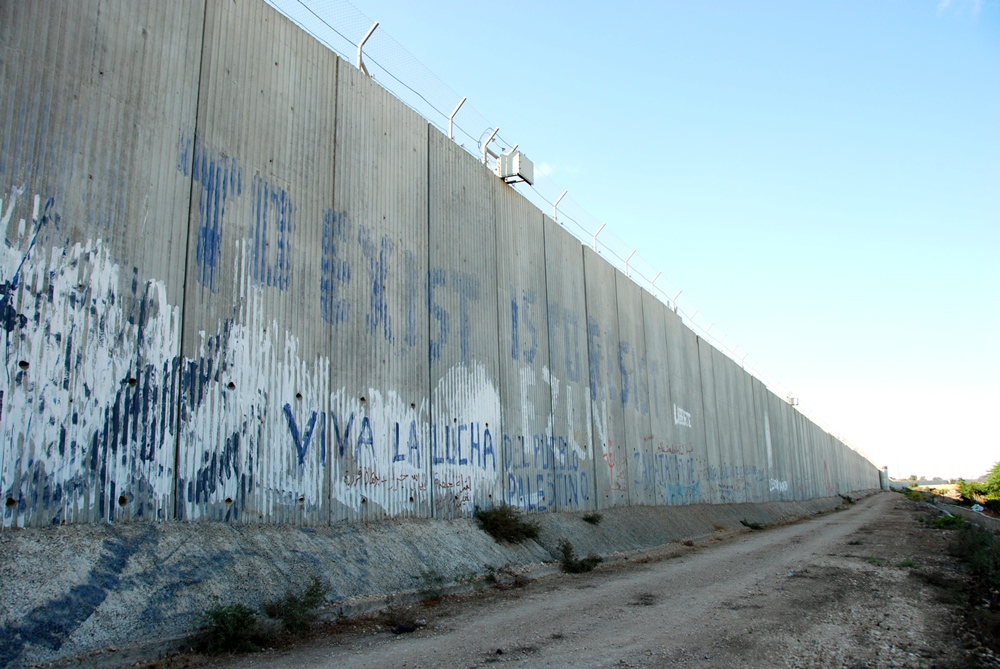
[
  {"left": 262, "top": 576, "right": 328, "bottom": 634},
  {"left": 485, "top": 565, "right": 530, "bottom": 589},
  {"left": 475, "top": 505, "right": 540, "bottom": 543},
  {"left": 582, "top": 512, "right": 603, "bottom": 525},
  {"left": 952, "top": 523, "right": 1000, "bottom": 591},
  {"left": 740, "top": 519, "right": 765, "bottom": 530},
  {"left": 558, "top": 539, "right": 602, "bottom": 574},
  {"left": 198, "top": 603, "right": 267, "bottom": 654},
  {"left": 414, "top": 569, "right": 446, "bottom": 604},
  {"left": 932, "top": 515, "right": 965, "bottom": 529},
  {"left": 839, "top": 494, "right": 856, "bottom": 505}
]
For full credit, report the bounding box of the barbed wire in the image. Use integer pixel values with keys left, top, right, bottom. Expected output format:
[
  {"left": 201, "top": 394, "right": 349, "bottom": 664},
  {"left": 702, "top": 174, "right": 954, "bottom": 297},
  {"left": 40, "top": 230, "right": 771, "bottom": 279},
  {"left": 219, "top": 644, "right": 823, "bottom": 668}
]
[{"left": 264, "top": 0, "right": 867, "bottom": 459}]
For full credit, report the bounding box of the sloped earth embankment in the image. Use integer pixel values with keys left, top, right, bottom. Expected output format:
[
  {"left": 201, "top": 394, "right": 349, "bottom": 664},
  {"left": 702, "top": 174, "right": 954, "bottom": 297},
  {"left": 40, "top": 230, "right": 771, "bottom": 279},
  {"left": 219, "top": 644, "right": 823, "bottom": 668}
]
[{"left": 158, "top": 492, "right": 986, "bottom": 669}]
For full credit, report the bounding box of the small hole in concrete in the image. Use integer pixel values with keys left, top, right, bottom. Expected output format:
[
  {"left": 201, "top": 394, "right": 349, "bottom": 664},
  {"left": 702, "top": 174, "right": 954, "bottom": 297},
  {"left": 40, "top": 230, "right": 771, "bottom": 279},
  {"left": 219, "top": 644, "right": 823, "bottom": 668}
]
[
  {"left": 5, "top": 497, "right": 16, "bottom": 509},
  {"left": 360, "top": 396, "right": 366, "bottom": 404},
  {"left": 17, "top": 361, "right": 28, "bottom": 370},
  {"left": 227, "top": 382, "right": 236, "bottom": 391},
  {"left": 454, "top": 417, "right": 458, "bottom": 423},
  {"left": 297, "top": 496, "right": 305, "bottom": 504},
  {"left": 117, "top": 495, "right": 128, "bottom": 507},
  {"left": 409, "top": 496, "right": 414, "bottom": 503},
  {"left": 361, "top": 497, "right": 367, "bottom": 504},
  {"left": 224, "top": 497, "right": 233, "bottom": 505},
  {"left": 454, "top": 495, "right": 459, "bottom": 500},
  {"left": 485, "top": 422, "right": 489, "bottom": 428},
  {"left": 410, "top": 403, "right": 415, "bottom": 409},
  {"left": 127, "top": 378, "right": 137, "bottom": 388},
  {"left": 295, "top": 393, "right": 302, "bottom": 401}
]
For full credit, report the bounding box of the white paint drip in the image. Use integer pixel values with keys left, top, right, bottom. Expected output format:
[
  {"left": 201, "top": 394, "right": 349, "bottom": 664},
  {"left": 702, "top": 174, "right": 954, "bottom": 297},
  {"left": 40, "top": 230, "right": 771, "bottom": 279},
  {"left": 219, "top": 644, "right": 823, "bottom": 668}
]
[
  {"left": 430, "top": 361, "right": 501, "bottom": 517},
  {"left": 0, "top": 192, "right": 181, "bottom": 526}
]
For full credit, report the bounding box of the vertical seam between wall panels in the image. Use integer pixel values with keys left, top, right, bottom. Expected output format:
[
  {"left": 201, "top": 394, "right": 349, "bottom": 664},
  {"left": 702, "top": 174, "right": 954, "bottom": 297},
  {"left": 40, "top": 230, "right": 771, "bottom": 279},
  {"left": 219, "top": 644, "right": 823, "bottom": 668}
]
[
  {"left": 426, "top": 124, "right": 434, "bottom": 519},
  {"left": 579, "top": 246, "right": 598, "bottom": 511},
  {"left": 173, "top": 0, "right": 210, "bottom": 521},
  {"left": 325, "top": 56, "right": 339, "bottom": 527},
  {"left": 490, "top": 188, "right": 505, "bottom": 510},
  {"left": 695, "top": 337, "right": 710, "bottom": 504},
  {"left": 539, "top": 213, "right": 554, "bottom": 512}
]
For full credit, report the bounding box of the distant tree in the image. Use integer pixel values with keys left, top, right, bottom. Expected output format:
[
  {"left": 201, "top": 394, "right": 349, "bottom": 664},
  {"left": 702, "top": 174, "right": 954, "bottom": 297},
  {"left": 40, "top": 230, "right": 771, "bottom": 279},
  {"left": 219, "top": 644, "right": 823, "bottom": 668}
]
[{"left": 984, "top": 461, "right": 1000, "bottom": 498}]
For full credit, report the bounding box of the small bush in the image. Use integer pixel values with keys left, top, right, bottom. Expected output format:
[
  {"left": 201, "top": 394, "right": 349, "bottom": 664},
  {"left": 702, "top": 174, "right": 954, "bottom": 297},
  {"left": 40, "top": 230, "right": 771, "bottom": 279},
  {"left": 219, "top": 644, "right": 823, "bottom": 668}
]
[
  {"left": 262, "top": 576, "right": 328, "bottom": 634},
  {"left": 414, "top": 569, "right": 446, "bottom": 604},
  {"left": 558, "top": 539, "right": 602, "bottom": 574},
  {"left": 484, "top": 564, "right": 530, "bottom": 589},
  {"left": 932, "top": 515, "right": 965, "bottom": 529},
  {"left": 582, "top": 512, "right": 603, "bottom": 525},
  {"left": 475, "top": 505, "right": 540, "bottom": 543},
  {"left": 896, "top": 558, "right": 918, "bottom": 569},
  {"left": 839, "top": 494, "right": 856, "bottom": 505},
  {"left": 199, "top": 603, "right": 265, "bottom": 654},
  {"left": 740, "top": 519, "right": 765, "bottom": 531},
  {"left": 952, "top": 524, "right": 1000, "bottom": 591}
]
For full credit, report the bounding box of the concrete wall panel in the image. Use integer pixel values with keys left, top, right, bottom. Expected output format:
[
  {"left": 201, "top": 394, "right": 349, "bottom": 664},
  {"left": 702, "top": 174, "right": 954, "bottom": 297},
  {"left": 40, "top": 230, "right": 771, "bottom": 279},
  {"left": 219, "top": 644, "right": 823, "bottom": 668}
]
[
  {"left": 663, "top": 310, "right": 708, "bottom": 504},
  {"left": 428, "top": 131, "right": 502, "bottom": 519},
  {"left": 640, "top": 292, "right": 675, "bottom": 506},
  {"left": 615, "top": 275, "right": 655, "bottom": 506},
  {"left": 327, "top": 62, "right": 432, "bottom": 522},
  {"left": 697, "top": 339, "right": 723, "bottom": 503},
  {"left": 0, "top": 1, "right": 203, "bottom": 527},
  {"left": 713, "top": 350, "right": 747, "bottom": 502},
  {"left": 494, "top": 184, "right": 555, "bottom": 512},
  {"left": 542, "top": 218, "right": 596, "bottom": 511},
  {"left": 583, "top": 248, "right": 629, "bottom": 509},
  {"left": 735, "top": 367, "right": 765, "bottom": 502},
  {"left": 176, "top": 0, "right": 337, "bottom": 524}
]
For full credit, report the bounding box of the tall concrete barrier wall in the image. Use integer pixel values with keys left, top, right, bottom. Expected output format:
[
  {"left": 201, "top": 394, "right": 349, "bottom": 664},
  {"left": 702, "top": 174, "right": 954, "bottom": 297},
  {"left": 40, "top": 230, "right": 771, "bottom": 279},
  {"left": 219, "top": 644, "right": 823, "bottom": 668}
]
[{"left": 0, "top": 0, "right": 881, "bottom": 531}]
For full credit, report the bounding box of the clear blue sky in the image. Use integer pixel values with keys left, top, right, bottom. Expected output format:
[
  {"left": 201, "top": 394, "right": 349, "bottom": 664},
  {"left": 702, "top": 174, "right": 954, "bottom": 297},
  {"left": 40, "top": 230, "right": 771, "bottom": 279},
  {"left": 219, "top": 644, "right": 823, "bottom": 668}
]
[{"left": 292, "top": 0, "right": 999, "bottom": 479}]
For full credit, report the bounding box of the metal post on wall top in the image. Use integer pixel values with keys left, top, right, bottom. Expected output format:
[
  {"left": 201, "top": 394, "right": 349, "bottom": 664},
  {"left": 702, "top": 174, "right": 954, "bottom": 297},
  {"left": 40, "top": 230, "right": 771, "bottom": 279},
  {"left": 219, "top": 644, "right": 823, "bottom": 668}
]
[{"left": 356, "top": 22, "right": 379, "bottom": 76}]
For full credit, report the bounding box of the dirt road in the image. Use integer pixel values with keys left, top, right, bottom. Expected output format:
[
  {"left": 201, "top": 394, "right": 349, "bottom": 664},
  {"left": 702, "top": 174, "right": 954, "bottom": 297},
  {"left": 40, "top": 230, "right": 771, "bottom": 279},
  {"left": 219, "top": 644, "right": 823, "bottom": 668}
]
[{"left": 194, "top": 493, "right": 967, "bottom": 668}]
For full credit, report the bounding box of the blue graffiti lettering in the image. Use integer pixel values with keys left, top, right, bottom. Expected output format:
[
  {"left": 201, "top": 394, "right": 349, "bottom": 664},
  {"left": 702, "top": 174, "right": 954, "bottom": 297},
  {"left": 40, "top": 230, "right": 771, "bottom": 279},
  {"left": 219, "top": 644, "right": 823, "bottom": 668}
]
[
  {"left": 250, "top": 176, "right": 292, "bottom": 290},
  {"left": 282, "top": 404, "right": 321, "bottom": 466},
  {"left": 428, "top": 269, "right": 448, "bottom": 362},
  {"left": 358, "top": 224, "right": 393, "bottom": 342},
  {"left": 450, "top": 271, "right": 479, "bottom": 366},
  {"left": 320, "top": 210, "right": 352, "bottom": 324},
  {"left": 334, "top": 411, "right": 354, "bottom": 457}
]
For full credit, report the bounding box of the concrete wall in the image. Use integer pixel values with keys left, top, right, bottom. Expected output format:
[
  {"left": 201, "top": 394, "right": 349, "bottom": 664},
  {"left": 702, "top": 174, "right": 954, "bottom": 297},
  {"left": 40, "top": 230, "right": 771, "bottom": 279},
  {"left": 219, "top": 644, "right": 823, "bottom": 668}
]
[{"left": 0, "top": 0, "right": 881, "bottom": 530}]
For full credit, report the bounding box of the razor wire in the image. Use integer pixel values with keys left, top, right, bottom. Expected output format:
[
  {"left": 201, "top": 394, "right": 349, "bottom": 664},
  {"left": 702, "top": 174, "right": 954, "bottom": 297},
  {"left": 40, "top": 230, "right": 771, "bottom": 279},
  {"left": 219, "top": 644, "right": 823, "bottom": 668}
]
[{"left": 264, "top": 0, "right": 865, "bottom": 456}]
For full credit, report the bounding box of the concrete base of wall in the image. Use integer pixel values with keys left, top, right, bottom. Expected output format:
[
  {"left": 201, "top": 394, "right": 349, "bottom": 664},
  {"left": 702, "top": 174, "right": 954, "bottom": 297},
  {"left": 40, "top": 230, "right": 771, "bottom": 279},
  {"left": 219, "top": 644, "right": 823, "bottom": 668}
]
[{"left": 0, "top": 493, "right": 880, "bottom": 668}]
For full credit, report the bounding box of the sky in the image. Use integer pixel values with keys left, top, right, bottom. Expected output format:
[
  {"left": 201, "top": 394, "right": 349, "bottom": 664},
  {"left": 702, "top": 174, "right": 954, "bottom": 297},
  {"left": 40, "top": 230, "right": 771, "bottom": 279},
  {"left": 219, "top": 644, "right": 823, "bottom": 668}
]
[{"left": 288, "top": 0, "right": 999, "bottom": 480}]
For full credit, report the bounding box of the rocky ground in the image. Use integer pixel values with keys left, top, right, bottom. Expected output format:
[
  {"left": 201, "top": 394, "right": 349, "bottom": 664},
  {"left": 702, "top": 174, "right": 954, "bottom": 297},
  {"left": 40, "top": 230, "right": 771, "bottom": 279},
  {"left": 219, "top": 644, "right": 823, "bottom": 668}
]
[{"left": 50, "top": 492, "right": 997, "bottom": 669}]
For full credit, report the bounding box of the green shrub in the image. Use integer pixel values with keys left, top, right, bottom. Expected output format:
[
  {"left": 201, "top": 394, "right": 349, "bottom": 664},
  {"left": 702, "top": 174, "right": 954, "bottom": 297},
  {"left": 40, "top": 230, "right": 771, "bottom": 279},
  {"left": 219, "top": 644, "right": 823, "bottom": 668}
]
[
  {"left": 740, "top": 519, "right": 765, "bottom": 530},
  {"left": 952, "top": 524, "right": 1000, "bottom": 591},
  {"left": 475, "top": 505, "right": 540, "bottom": 543},
  {"left": 932, "top": 515, "right": 965, "bottom": 529},
  {"left": 262, "top": 577, "right": 328, "bottom": 634},
  {"left": 414, "top": 569, "right": 446, "bottom": 603},
  {"left": 199, "top": 603, "right": 264, "bottom": 654},
  {"left": 558, "top": 539, "right": 602, "bottom": 574},
  {"left": 582, "top": 512, "right": 603, "bottom": 525},
  {"left": 957, "top": 479, "right": 986, "bottom": 504}
]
